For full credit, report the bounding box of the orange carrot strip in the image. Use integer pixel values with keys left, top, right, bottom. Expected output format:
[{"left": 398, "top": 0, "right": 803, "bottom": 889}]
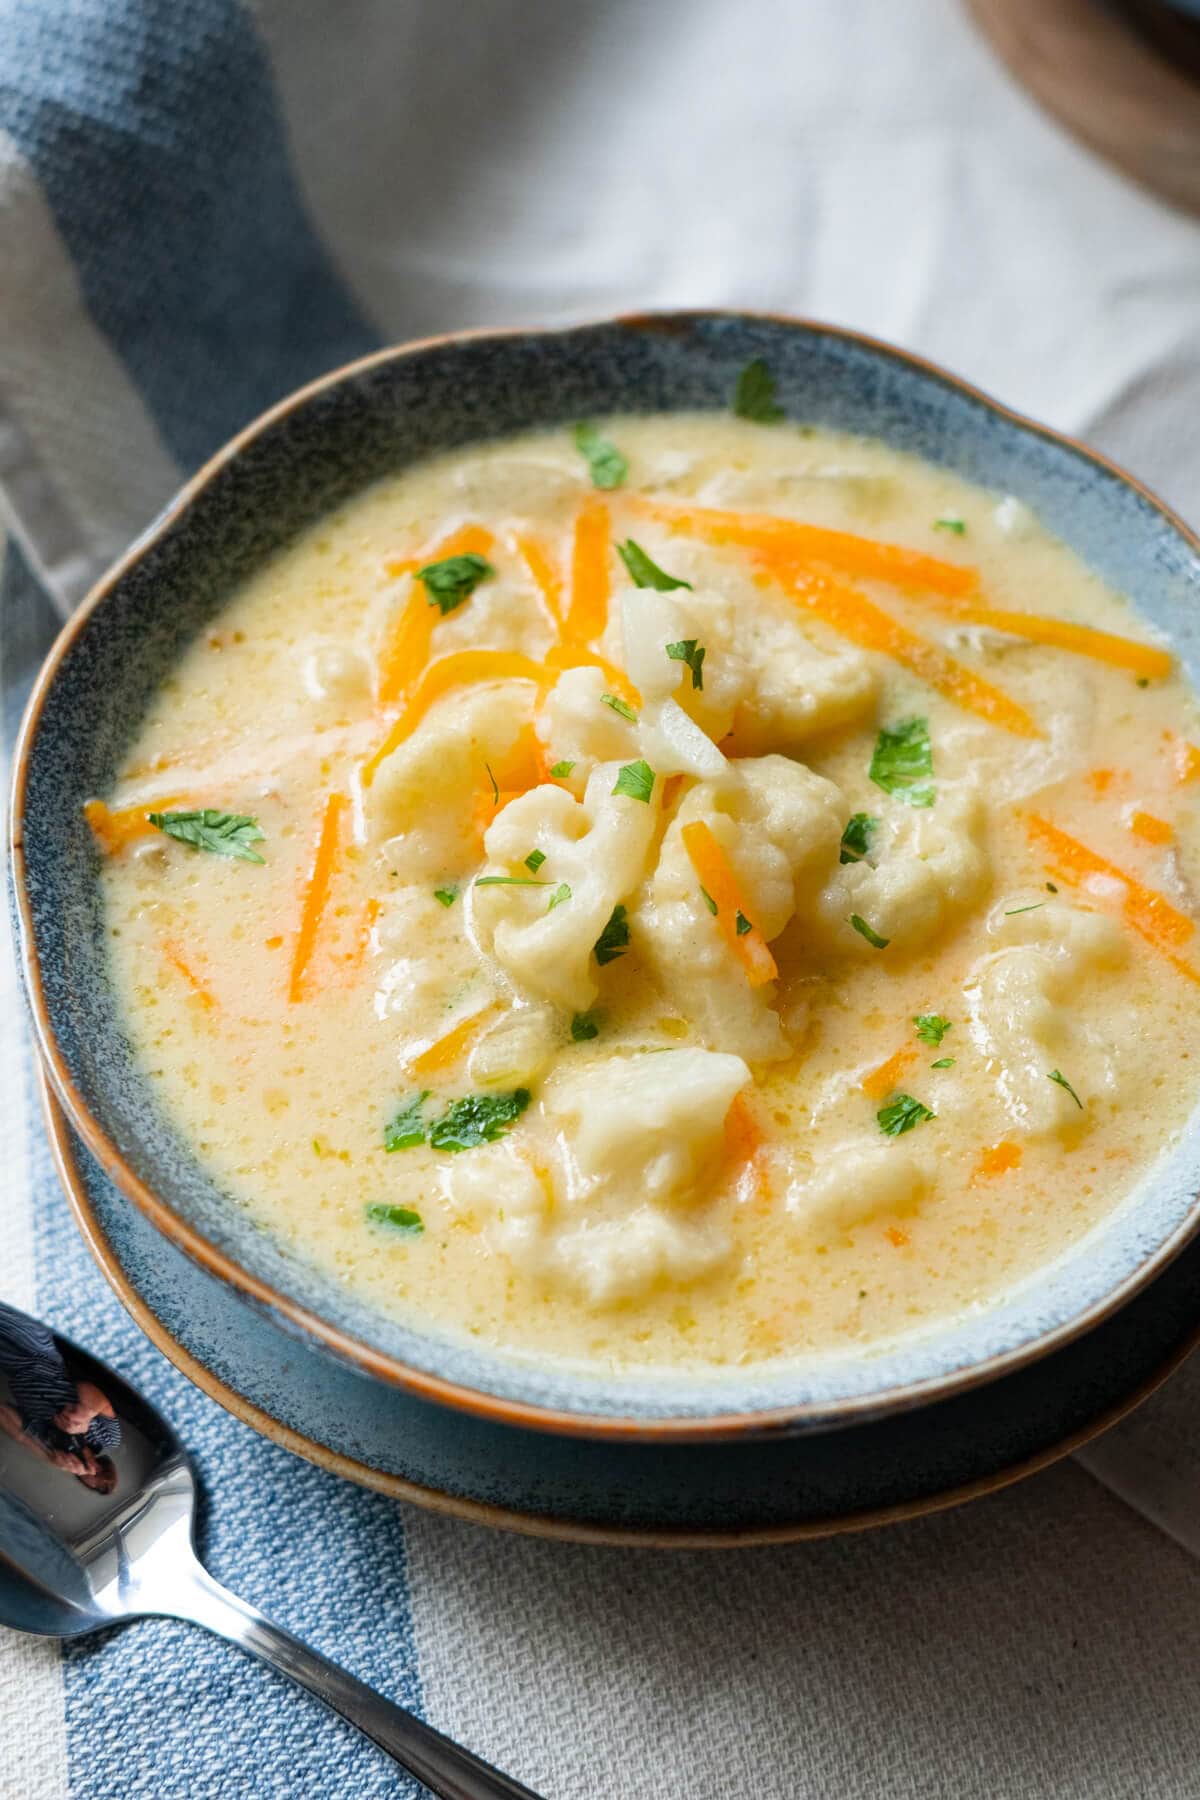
[
  {"left": 1130, "top": 810, "right": 1173, "bottom": 847},
  {"left": 288, "top": 792, "right": 347, "bottom": 1002},
  {"left": 1170, "top": 734, "right": 1200, "bottom": 785},
  {"left": 378, "top": 525, "right": 496, "bottom": 703},
  {"left": 680, "top": 818, "right": 778, "bottom": 987},
  {"left": 563, "top": 499, "right": 611, "bottom": 644},
  {"left": 384, "top": 522, "right": 494, "bottom": 582},
  {"left": 84, "top": 795, "right": 184, "bottom": 854},
  {"left": 407, "top": 1006, "right": 497, "bottom": 1078},
  {"left": 515, "top": 532, "right": 563, "bottom": 623},
  {"left": 944, "top": 604, "right": 1172, "bottom": 680},
  {"left": 724, "top": 1092, "right": 770, "bottom": 1205},
  {"left": 361, "top": 651, "right": 550, "bottom": 784},
  {"left": 763, "top": 564, "right": 1040, "bottom": 738},
  {"left": 636, "top": 497, "right": 978, "bottom": 598},
  {"left": 861, "top": 1044, "right": 917, "bottom": 1102},
  {"left": 1027, "top": 814, "right": 1195, "bottom": 956},
  {"left": 976, "top": 1141, "right": 1022, "bottom": 1178},
  {"left": 161, "top": 938, "right": 216, "bottom": 1009},
  {"left": 544, "top": 643, "right": 642, "bottom": 709}
]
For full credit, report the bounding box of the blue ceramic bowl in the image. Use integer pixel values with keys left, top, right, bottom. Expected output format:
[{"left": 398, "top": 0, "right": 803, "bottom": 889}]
[{"left": 12, "top": 313, "right": 1200, "bottom": 1536}]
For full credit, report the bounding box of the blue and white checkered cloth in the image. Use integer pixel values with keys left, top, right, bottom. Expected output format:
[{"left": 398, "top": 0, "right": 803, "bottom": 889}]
[{"left": 9, "top": 4, "right": 1200, "bottom": 1796}]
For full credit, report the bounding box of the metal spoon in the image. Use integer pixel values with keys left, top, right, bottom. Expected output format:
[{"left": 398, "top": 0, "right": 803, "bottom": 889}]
[{"left": 0, "top": 1302, "right": 547, "bottom": 1799}]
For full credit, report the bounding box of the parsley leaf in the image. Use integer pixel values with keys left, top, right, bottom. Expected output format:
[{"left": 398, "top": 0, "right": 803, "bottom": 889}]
[
  {"left": 617, "top": 539, "right": 693, "bottom": 591},
  {"left": 613, "top": 760, "right": 655, "bottom": 803},
  {"left": 524, "top": 849, "right": 546, "bottom": 872},
  {"left": 433, "top": 886, "right": 458, "bottom": 908},
  {"left": 365, "top": 1202, "right": 424, "bottom": 1235},
  {"left": 601, "top": 692, "right": 639, "bottom": 722},
  {"left": 733, "top": 357, "right": 784, "bottom": 424},
  {"left": 839, "top": 812, "right": 880, "bottom": 865},
  {"left": 428, "top": 1088, "right": 531, "bottom": 1152},
  {"left": 594, "top": 904, "right": 630, "bottom": 965},
  {"left": 934, "top": 517, "right": 966, "bottom": 536},
  {"left": 735, "top": 911, "right": 753, "bottom": 936},
  {"left": 666, "top": 639, "right": 706, "bottom": 691},
  {"left": 877, "top": 1093, "right": 935, "bottom": 1137},
  {"left": 571, "top": 1010, "right": 601, "bottom": 1042},
  {"left": 850, "top": 913, "right": 890, "bottom": 949},
  {"left": 1048, "top": 1069, "right": 1083, "bottom": 1109},
  {"left": 1004, "top": 903, "right": 1044, "bottom": 916},
  {"left": 474, "top": 875, "right": 551, "bottom": 888},
  {"left": 869, "top": 717, "right": 934, "bottom": 808},
  {"left": 149, "top": 809, "right": 265, "bottom": 863},
  {"left": 550, "top": 760, "right": 575, "bottom": 778},
  {"left": 416, "top": 552, "right": 494, "bottom": 615},
  {"left": 931, "top": 1057, "right": 955, "bottom": 1070},
  {"left": 913, "top": 1014, "right": 951, "bottom": 1046},
  {"left": 485, "top": 762, "right": 499, "bottom": 807},
  {"left": 574, "top": 422, "right": 627, "bottom": 490},
  {"left": 699, "top": 886, "right": 718, "bottom": 915},
  {"left": 547, "top": 882, "right": 572, "bottom": 910},
  {"left": 383, "top": 1091, "right": 430, "bottom": 1152}
]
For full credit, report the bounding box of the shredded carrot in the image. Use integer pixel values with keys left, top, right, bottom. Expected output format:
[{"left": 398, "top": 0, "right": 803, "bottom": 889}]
[
  {"left": 84, "top": 795, "right": 184, "bottom": 854},
  {"left": 884, "top": 1225, "right": 910, "bottom": 1249},
  {"left": 384, "top": 522, "right": 494, "bottom": 582},
  {"left": 661, "top": 774, "right": 686, "bottom": 812},
  {"left": 288, "top": 792, "right": 347, "bottom": 1002},
  {"left": 377, "top": 524, "right": 495, "bottom": 704},
  {"left": 361, "top": 650, "right": 550, "bottom": 784},
  {"left": 680, "top": 818, "right": 778, "bottom": 986},
  {"left": 724, "top": 1093, "right": 770, "bottom": 1206},
  {"left": 762, "top": 564, "right": 1040, "bottom": 738},
  {"left": 562, "top": 499, "right": 611, "bottom": 644},
  {"left": 1087, "top": 769, "right": 1116, "bottom": 795},
  {"left": 406, "top": 1005, "right": 497, "bottom": 1078},
  {"left": 1026, "top": 814, "right": 1197, "bottom": 968},
  {"left": 861, "top": 1044, "right": 917, "bottom": 1102},
  {"left": 515, "top": 532, "right": 563, "bottom": 623},
  {"left": 337, "top": 895, "right": 381, "bottom": 974},
  {"left": 544, "top": 643, "right": 642, "bottom": 709},
  {"left": 161, "top": 938, "right": 216, "bottom": 1009},
  {"left": 940, "top": 603, "right": 1172, "bottom": 680},
  {"left": 976, "top": 1141, "right": 1022, "bottom": 1178},
  {"left": 264, "top": 934, "right": 284, "bottom": 949},
  {"left": 635, "top": 497, "right": 979, "bottom": 598},
  {"left": 1169, "top": 735, "right": 1200, "bottom": 785},
  {"left": 1130, "top": 810, "right": 1173, "bottom": 847}
]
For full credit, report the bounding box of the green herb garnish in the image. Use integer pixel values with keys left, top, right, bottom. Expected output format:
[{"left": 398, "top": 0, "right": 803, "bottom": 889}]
[
  {"left": 148, "top": 809, "right": 265, "bottom": 863},
  {"left": 869, "top": 717, "right": 934, "bottom": 808},
  {"left": 839, "top": 812, "right": 880, "bottom": 866},
  {"left": 1048, "top": 1069, "right": 1083, "bottom": 1109},
  {"left": 474, "top": 875, "right": 552, "bottom": 889},
  {"left": 617, "top": 539, "right": 692, "bottom": 591},
  {"left": 666, "top": 639, "right": 706, "bottom": 691},
  {"left": 877, "top": 1093, "right": 935, "bottom": 1137},
  {"left": 699, "top": 886, "right": 718, "bottom": 916},
  {"left": 601, "top": 692, "right": 639, "bottom": 722},
  {"left": 485, "top": 762, "right": 499, "bottom": 806},
  {"left": 1005, "top": 903, "right": 1044, "bottom": 916},
  {"left": 433, "top": 886, "right": 458, "bottom": 908},
  {"left": 549, "top": 760, "right": 575, "bottom": 778},
  {"left": 931, "top": 1057, "right": 955, "bottom": 1070},
  {"left": 365, "top": 1203, "right": 424, "bottom": 1235},
  {"left": 1046, "top": 882, "right": 1058, "bottom": 893},
  {"left": 733, "top": 357, "right": 784, "bottom": 424},
  {"left": 428, "top": 1088, "right": 531, "bottom": 1152},
  {"left": 547, "top": 882, "right": 572, "bottom": 910},
  {"left": 571, "top": 1010, "right": 601, "bottom": 1042},
  {"left": 850, "top": 913, "right": 890, "bottom": 949},
  {"left": 383, "top": 1092, "right": 430, "bottom": 1152},
  {"left": 574, "top": 422, "right": 627, "bottom": 490},
  {"left": 594, "top": 904, "right": 630, "bottom": 965},
  {"left": 613, "top": 760, "right": 655, "bottom": 803},
  {"left": 934, "top": 517, "right": 966, "bottom": 536},
  {"left": 416, "top": 552, "right": 494, "bottom": 616},
  {"left": 524, "top": 849, "right": 546, "bottom": 873},
  {"left": 913, "top": 1014, "right": 951, "bottom": 1046},
  {"left": 735, "top": 912, "right": 753, "bottom": 936}
]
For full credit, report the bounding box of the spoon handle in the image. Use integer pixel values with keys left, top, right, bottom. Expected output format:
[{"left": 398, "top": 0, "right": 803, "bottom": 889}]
[{"left": 178, "top": 1561, "right": 547, "bottom": 1800}]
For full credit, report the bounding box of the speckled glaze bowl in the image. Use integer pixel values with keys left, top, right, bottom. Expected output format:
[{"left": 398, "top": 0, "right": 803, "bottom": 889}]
[{"left": 12, "top": 312, "right": 1200, "bottom": 1540}]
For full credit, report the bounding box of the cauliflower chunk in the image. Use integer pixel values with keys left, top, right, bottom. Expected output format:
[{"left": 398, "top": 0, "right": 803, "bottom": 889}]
[
  {"left": 474, "top": 762, "right": 657, "bottom": 1011},
  {"left": 636, "top": 756, "right": 844, "bottom": 1060},
  {"left": 787, "top": 1146, "right": 929, "bottom": 1235},
  {"left": 819, "top": 787, "right": 990, "bottom": 955}
]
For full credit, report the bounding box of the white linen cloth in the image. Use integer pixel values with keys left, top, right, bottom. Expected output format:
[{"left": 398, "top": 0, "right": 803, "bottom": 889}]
[{"left": 5, "top": 2, "right": 1200, "bottom": 1795}]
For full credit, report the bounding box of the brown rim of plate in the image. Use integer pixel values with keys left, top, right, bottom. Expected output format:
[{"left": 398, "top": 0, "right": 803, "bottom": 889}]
[
  {"left": 11, "top": 308, "right": 1200, "bottom": 1445},
  {"left": 37, "top": 1068, "right": 1200, "bottom": 1547}
]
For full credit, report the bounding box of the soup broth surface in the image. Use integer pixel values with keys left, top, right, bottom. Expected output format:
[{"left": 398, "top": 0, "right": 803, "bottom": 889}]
[{"left": 95, "top": 411, "right": 1200, "bottom": 1375}]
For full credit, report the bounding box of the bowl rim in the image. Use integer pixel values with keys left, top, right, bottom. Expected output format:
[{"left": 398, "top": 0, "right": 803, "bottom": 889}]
[{"left": 11, "top": 305, "right": 1200, "bottom": 1443}]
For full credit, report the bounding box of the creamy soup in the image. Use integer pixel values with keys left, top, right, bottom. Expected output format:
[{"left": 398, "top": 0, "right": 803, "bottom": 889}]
[{"left": 89, "top": 398, "right": 1200, "bottom": 1375}]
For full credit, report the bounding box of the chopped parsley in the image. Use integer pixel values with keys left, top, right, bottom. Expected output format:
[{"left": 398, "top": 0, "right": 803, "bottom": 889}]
[
  {"left": 474, "top": 875, "right": 551, "bottom": 889},
  {"left": 666, "top": 639, "right": 706, "bottom": 691},
  {"left": 699, "top": 886, "right": 718, "bottom": 916},
  {"left": 613, "top": 759, "right": 655, "bottom": 803},
  {"left": 869, "top": 717, "right": 934, "bottom": 808},
  {"left": 735, "top": 912, "right": 753, "bottom": 936},
  {"left": 148, "top": 809, "right": 265, "bottom": 863},
  {"left": 524, "top": 849, "right": 546, "bottom": 872},
  {"left": 1005, "top": 903, "right": 1044, "bottom": 916},
  {"left": 547, "top": 882, "right": 572, "bottom": 910},
  {"left": 384, "top": 1092, "right": 430, "bottom": 1152},
  {"left": 1048, "top": 1069, "right": 1083, "bottom": 1109},
  {"left": 934, "top": 516, "right": 966, "bottom": 536},
  {"left": 365, "top": 1202, "right": 424, "bottom": 1235},
  {"left": 416, "top": 551, "right": 494, "bottom": 615},
  {"left": 574, "top": 422, "right": 627, "bottom": 490},
  {"left": 549, "top": 760, "right": 575, "bottom": 778},
  {"left": 617, "top": 539, "right": 692, "bottom": 591},
  {"left": 601, "top": 692, "right": 639, "bottom": 722},
  {"left": 485, "top": 761, "right": 499, "bottom": 806},
  {"left": 571, "top": 1010, "right": 601, "bottom": 1042},
  {"left": 429, "top": 1088, "right": 531, "bottom": 1152},
  {"left": 1046, "top": 882, "right": 1058, "bottom": 893},
  {"left": 593, "top": 904, "right": 630, "bottom": 965},
  {"left": 913, "top": 1014, "right": 952, "bottom": 1046},
  {"left": 931, "top": 1057, "right": 955, "bottom": 1070},
  {"left": 839, "top": 812, "right": 880, "bottom": 866},
  {"left": 877, "top": 1093, "right": 936, "bottom": 1137},
  {"left": 733, "top": 357, "right": 784, "bottom": 424},
  {"left": 433, "top": 886, "right": 458, "bottom": 908},
  {"left": 850, "top": 913, "right": 890, "bottom": 949}
]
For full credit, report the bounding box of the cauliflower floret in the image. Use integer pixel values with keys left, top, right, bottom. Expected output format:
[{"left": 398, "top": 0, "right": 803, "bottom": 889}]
[
  {"left": 729, "top": 605, "right": 879, "bottom": 755},
  {"left": 473, "top": 762, "right": 658, "bottom": 1012},
  {"left": 540, "top": 1210, "right": 729, "bottom": 1307},
  {"left": 786, "top": 1145, "right": 929, "bottom": 1235},
  {"left": 965, "top": 903, "right": 1128, "bottom": 1137},
  {"left": 364, "top": 682, "right": 536, "bottom": 875},
  {"left": 467, "top": 1002, "right": 560, "bottom": 1089},
  {"left": 534, "top": 665, "right": 638, "bottom": 788},
  {"left": 818, "top": 787, "right": 990, "bottom": 955},
  {"left": 635, "top": 757, "right": 844, "bottom": 1060},
  {"left": 432, "top": 577, "right": 555, "bottom": 658}
]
